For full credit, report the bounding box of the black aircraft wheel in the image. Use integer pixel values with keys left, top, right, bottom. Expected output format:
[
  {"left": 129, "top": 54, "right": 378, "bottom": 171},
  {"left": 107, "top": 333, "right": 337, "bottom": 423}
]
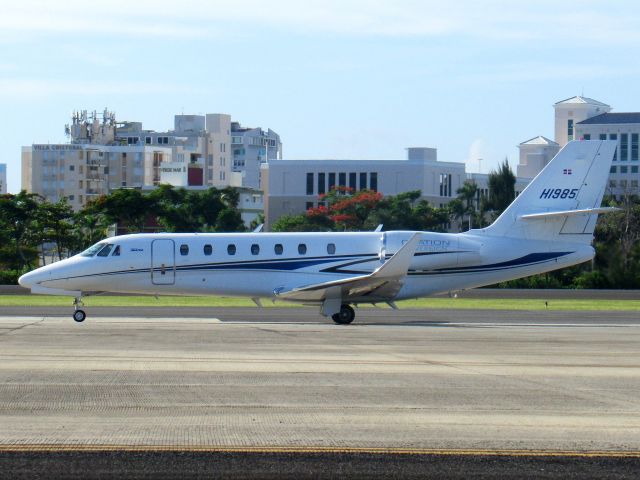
[
  {"left": 332, "top": 304, "right": 355, "bottom": 325},
  {"left": 73, "top": 310, "right": 86, "bottom": 323}
]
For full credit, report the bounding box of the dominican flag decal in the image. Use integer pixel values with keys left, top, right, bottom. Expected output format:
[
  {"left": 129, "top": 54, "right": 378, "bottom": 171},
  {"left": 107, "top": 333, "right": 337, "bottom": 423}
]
[{"left": 563, "top": 168, "right": 572, "bottom": 175}]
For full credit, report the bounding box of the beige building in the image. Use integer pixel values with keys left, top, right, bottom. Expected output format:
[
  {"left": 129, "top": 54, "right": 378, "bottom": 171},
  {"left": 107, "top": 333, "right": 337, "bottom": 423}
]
[
  {"left": 518, "top": 95, "right": 640, "bottom": 197},
  {"left": 22, "top": 109, "right": 279, "bottom": 209},
  {"left": 516, "top": 136, "right": 560, "bottom": 179}
]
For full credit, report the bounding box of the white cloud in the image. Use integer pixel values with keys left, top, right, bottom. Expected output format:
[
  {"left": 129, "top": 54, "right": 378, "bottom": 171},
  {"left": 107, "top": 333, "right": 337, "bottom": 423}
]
[{"left": 2, "top": 0, "right": 639, "bottom": 44}]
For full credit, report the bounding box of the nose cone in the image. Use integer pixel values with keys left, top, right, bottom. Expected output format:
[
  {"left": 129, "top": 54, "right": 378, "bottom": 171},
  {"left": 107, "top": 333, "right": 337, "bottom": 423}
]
[{"left": 18, "top": 270, "right": 39, "bottom": 289}]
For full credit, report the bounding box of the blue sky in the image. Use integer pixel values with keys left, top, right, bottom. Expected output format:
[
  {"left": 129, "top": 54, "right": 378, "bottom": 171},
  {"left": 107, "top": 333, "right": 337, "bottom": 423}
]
[{"left": 2, "top": 0, "right": 640, "bottom": 192}]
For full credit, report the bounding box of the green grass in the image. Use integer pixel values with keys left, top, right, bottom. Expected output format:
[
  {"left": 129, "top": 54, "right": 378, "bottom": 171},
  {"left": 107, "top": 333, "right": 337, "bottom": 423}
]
[{"left": 0, "top": 295, "right": 638, "bottom": 311}]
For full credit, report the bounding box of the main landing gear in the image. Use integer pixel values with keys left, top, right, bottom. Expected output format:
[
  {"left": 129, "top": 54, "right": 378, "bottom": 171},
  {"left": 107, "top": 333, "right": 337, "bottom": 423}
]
[
  {"left": 332, "top": 304, "right": 355, "bottom": 325},
  {"left": 73, "top": 296, "right": 86, "bottom": 323}
]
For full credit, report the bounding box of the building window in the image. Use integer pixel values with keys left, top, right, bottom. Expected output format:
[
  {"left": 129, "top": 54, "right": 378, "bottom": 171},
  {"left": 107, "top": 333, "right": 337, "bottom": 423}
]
[
  {"left": 298, "top": 243, "right": 307, "bottom": 255},
  {"left": 567, "top": 119, "right": 573, "bottom": 141},
  {"left": 632, "top": 166, "right": 638, "bottom": 174},
  {"left": 327, "top": 243, "right": 336, "bottom": 255},
  {"left": 621, "top": 134, "right": 628, "bottom": 161},
  {"left": 146, "top": 137, "right": 152, "bottom": 145},
  {"left": 204, "top": 244, "right": 212, "bottom": 256},
  {"left": 632, "top": 134, "right": 638, "bottom": 161},
  {"left": 227, "top": 244, "right": 236, "bottom": 255},
  {"left": 180, "top": 244, "right": 189, "bottom": 256},
  {"left": 360, "top": 172, "right": 367, "bottom": 190},
  {"left": 609, "top": 180, "right": 617, "bottom": 188},
  {"left": 338, "top": 172, "right": 346, "bottom": 188},
  {"left": 439, "top": 173, "right": 452, "bottom": 197},
  {"left": 583, "top": 134, "right": 590, "bottom": 140},
  {"left": 610, "top": 134, "right": 618, "bottom": 161},
  {"left": 328, "top": 173, "right": 336, "bottom": 191},
  {"left": 370, "top": 172, "right": 378, "bottom": 191},
  {"left": 274, "top": 244, "right": 283, "bottom": 255},
  {"left": 599, "top": 134, "right": 607, "bottom": 140},
  {"left": 610, "top": 166, "right": 617, "bottom": 173},
  {"left": 349, "top": 172, "right": 357, "bottom": 190},
  {"left": 306, "top": 173, "right": 314, "bottom": 195},
  {"left": 69, "top": 165, "right": 75, "bottom": 171},
  {"left": 621, "top": 166, "right": 628, "bottom": 174},
  {"left": 621, "top": 179, "right": 628, "bottom": 188},
  {"left": 306, "top": 202, "right": 314, "bottom": 210},
  {"left": 318, "top": 173, "right": 326, "bottom": 195},
  {"left": 68, "top": 195, "right": 75, "bottom": 201}
]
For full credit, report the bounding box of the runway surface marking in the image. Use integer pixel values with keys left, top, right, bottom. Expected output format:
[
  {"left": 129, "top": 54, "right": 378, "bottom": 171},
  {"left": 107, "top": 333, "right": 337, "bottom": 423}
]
[{"left": 1, "top": 444, "right": 639, "bottom": 457}]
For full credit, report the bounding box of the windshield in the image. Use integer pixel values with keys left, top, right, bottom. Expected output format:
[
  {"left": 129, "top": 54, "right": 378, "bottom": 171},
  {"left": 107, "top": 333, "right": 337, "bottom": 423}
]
[{"left": 81, "top": 242, "right": 106, "bottom": 257}]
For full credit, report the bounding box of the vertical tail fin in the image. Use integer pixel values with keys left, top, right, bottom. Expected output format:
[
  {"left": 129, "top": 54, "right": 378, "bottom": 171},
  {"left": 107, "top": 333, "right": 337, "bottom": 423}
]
[{"left": 482, "top": 140, "right": 617, "bottom": 243}]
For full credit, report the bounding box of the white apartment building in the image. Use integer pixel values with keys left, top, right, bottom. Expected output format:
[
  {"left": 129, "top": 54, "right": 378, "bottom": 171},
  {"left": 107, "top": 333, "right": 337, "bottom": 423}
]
[
  {"left": 262, "top": 147, "right": 467, "bottom": 230},
  {"left": 0, "top": 164, "right": 6, "bottom": 194}
]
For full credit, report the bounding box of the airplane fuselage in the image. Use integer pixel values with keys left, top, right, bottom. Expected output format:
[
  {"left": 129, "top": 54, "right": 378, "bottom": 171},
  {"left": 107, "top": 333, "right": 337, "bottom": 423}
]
[{"left": 21, "top": 230, "right": 593, "bottom": 303}]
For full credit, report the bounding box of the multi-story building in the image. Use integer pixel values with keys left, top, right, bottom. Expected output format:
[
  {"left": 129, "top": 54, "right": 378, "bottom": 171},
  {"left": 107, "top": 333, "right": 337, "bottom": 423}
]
[
  {"left": 516, "top": 136, "right": 560, "bottom": 179},
  {"left": 22, "top": 109, "right": 280, "bottom": 209},
  {"left": 262, "top": 147, "right": 466, "bottom": 230},
  {"left": 575, "top": 112, "right": 640, "bottom": 196},
  {"left": 0, "top": 164, "right": 6, "bottom": 194},
  {"left": 518, "top": 95, "right": 640, "bottom": 197},
  {"left": 231, "top": 122, "right": 281, "bottom": 189},
  {"left": 22, "top": 110, "right": 173, "bottom": 208}
]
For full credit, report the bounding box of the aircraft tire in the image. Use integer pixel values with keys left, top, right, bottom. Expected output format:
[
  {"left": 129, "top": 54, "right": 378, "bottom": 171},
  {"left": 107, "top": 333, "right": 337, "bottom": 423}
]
[
  {"left": 332, "top": 304, "right": 355, "bottom": 325},
  {"left": 73, "top": 310, "right": 86, "bottom": 323}
]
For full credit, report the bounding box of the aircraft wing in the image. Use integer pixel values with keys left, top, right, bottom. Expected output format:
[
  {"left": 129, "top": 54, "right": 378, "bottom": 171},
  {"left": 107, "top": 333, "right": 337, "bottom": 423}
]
[{"left": 274, "top": 233, "right": 421, "bottom": 302}]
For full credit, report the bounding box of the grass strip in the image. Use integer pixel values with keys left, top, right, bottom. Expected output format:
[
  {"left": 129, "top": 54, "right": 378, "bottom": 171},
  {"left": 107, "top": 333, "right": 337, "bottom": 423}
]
[{"left": 0, "top": 295, "right": 638, "bottom": 311}]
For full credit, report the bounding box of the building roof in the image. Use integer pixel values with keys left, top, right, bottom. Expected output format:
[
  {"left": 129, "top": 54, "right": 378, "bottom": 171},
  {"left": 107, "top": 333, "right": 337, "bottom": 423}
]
[
  {"left": 518, "top": 135, "right": 559, "bottom": 146},
  {"left": 554, "top": 95, "right": 610, "bottom": 107},
  {"left": 577, "top": 112, "right": 640, "bottom": 125}
]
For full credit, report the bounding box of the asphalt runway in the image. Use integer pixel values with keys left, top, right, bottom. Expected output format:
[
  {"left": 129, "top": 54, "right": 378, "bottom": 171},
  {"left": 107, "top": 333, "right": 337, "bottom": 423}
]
[{"left": 1, "top": 307, "right": 639, "bottom": 478}]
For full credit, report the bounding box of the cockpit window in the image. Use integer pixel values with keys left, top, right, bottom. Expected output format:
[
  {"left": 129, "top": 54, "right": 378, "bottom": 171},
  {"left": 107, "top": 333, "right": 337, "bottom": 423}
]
[
  {"left": 81, "top": 242, "right": 106, "bottom": 257},
  {"left": 97, "top": 244, "right": 114, "bottom": 257},
  {"left": 112, "top": 245, "right": 120, "bottom": 256}
]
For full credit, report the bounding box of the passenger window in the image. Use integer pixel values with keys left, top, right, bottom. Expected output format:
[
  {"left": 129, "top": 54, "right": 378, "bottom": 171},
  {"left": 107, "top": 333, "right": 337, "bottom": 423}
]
[
  {"left": 298, "top": 243, "right": 307, "bottom": 255},
  {"left": 251, "top": 244, "right": 260, "bottom": 255},
  {"left": 327, "top": 243, "right": 336, "bottom": 255},
  {"left": 112, "top": 245, "right": 121, "bottom": 256},
  {"left": 97, "top": 244, "right": 113, "bottom": 257},
  {"left": 180, "top": 244, "right": 189, "bottom": 256},
  {"left": 227, "top": 244, "right": 236, "bottom": 255},
  {"left": 274, "top": 244, "right": 284, "bottom": 255},
  {"left": 203, "top": 244, "right": 212, "bottom": 256}
]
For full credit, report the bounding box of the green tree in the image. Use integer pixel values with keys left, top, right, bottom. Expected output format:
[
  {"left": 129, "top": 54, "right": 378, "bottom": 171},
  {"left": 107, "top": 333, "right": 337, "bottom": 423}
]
[
  {"left": 486, "top": 158, "right": 516, "bottom": 215},
  {"left": 87, "top": 188, "right": 156, "bottom": 233},
  {"left": 455, "top": 180, "right": 478, "bottom": 231},
  {"left": 0, "top": 191, "right": 41, "bottom": 270}
]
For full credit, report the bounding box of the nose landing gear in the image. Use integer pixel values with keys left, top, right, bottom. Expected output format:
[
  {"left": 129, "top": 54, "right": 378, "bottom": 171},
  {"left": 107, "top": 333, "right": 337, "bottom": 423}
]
[{"left": 73, "top": 297, "right": 86, "bottom": 323}]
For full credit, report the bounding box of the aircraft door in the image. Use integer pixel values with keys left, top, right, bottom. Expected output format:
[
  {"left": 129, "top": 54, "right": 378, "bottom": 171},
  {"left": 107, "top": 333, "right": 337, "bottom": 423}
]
[{"left": 151, "top": 239, "right": 175, "bottom": 285}]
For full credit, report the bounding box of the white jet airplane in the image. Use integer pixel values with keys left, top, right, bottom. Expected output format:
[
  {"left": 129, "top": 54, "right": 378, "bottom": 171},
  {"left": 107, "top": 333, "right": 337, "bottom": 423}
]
[{"left": 19, "top": 140, "right": 618, "bottom": 324}]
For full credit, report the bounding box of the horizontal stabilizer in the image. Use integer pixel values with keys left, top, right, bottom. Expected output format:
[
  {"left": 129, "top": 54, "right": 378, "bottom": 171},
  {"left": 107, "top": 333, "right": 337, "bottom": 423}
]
[
  {"left": 520, "top": 207, "right": 620, "bottom": 220},
  {"left": 275, "top": 233, "right": 420, "bottom": 302}
]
